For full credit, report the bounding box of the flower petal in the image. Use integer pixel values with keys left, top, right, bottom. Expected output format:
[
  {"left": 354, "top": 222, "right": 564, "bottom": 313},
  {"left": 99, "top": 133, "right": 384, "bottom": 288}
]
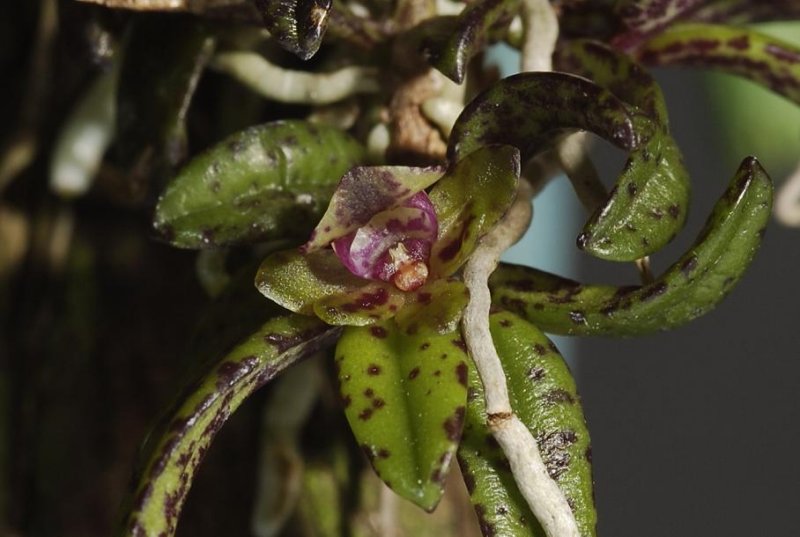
[
  {"left": 332, "top": 192, "right": 439, "bottom": 283},
  {"left": 304, "top": 165, "right": 444, "bottom": 252}
]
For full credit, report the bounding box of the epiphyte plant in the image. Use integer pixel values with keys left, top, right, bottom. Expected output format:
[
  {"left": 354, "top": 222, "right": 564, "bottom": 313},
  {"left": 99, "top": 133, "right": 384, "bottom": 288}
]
[{"left": 8, "top": 0, "right": 799, "bottom": 535}]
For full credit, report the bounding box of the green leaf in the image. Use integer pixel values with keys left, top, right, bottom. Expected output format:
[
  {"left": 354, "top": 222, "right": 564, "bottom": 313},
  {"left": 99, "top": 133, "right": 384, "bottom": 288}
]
[
  {"left": 448, "top": 72, "right": 643, "bottom": 164},
  {"left": 449, "top": 72, "right": 688, "bottom": 261},
  {"left": 613, "top": 0, "right": 707, "bottom": 50},
  {"left": 304, "top": 164, "right": 444, "bottom": 252},
  {"left": 394, "top": 278, "right": 470, "bottom": 335},
  {"left": 422, "top": 0, "right": 521, "bottom": 84},
  {"left": 256, "top": 248, "right": 405, "bottom": 325},
  {"left": 554, "top": 40, "right": 691, "bottom": 260},
  {"left": 335, "top": 322, "right": 469, "bottom": 511},
  {"left": 154, "top": 120, "right": 367, "bottom": 249},
  {"left": 555, "top": 39, "right": 669, "bottom": 125},
  {"left": 490, "top": 157, "right": 773, "bottom": 336},
  {"left": 116, "top": 17, "right": 214, "bottom": 178},
  {"left": 253, "top": 0, "right": 332, "bottom": 60},
  {"left": 429, "top": 145, "right": 520, "bottom": 278},
  {"left": 638, "top": 23, "right": 800, "bottom": 106},
  {"left": 459, "top": 311, "right": 595, "bottom": 537},
  {"left": 691, "top": 1, "right": 800, "bottom": 25},
  {"left": 119, "top": 314, "right": 341, "bottom": 537},
  {"left": 578, "top": 126, "right": 690, "bottom": 261}
]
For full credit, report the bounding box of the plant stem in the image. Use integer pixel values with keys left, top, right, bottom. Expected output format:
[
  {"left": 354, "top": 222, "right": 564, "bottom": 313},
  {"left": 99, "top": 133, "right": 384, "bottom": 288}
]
[{"left": 461, "top": 181, "right": 581, "bottom": 537}]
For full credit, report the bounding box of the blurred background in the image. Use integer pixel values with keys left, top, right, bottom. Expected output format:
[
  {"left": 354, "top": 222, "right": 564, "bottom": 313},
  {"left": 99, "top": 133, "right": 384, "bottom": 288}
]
[{"left": 1, "top": 1, "right": 799, "bottom": 535}]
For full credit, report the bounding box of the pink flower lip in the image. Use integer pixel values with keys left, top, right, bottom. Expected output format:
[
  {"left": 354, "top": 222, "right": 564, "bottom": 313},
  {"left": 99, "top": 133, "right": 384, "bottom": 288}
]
[{"left": 332, "top": 192, "right": 438, "bottom": 291}]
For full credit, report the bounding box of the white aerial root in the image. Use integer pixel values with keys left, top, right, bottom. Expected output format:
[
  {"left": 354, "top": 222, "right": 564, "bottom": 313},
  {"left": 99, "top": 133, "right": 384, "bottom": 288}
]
[
  {"left": 210, "top": 51, "right": 380, "bottom": 105},
  {"left": 520, "top": 0, "right": 559, "bottom": 72},
  {"left": 462, "top": 181, "right": 581, "bottom": 537},
  {"left": 50, "top": 60, "right": 119, "bottom": 198},
  {"left": 775, "top": 160, "right": 800, "bottom": 227}
]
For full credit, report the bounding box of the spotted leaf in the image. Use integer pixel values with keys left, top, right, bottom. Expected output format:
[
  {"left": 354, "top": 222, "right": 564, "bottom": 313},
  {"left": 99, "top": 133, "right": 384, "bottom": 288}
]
[
  {"left": 491, "top": 157, "right": 773, "bottom": 336},
  {"left": 613, "top": 0, "right": 707, "bottom": 50},
  {"left": 394, "top": 278, "right": 470, "bottom": 335},
  {"left": 639, "top": 23, "right": 800, "bottom": 106},
  {"left": 154, "top": 120, "right": 366, "bottom": 249},
  {"left": 336, "top": 321, "right": 469, "bottom": 511},
  {"left": 256, "top": 248, "right": 405, "bottom": 326},
  {"left": 448, "top": 72, "right": 644, "bottom": 163},
  {"left": 120, "top": 313, "right": 341, "bottom": 537},
  {"left": 459, "top": 311, "right": 595, "bottom": 537},
  {"left": 690, "top": 1, "right": 800, "bottom": 25},
  {"left": 304, "top": 165, "right": 444, "bottom": 252},
  {"left": 555, "top": 39, "right": 670, "bottom": 125},
  {"left": 253, "top": 0, "right": 332, "bottom": 60},
  {"left": 422, "top": 0, "right": 521, "bottom": 84},
  {"left": 449, "top": 72, "right": 688, "bottom": 261},
  {"left": 429, "top": 145, "right": 520, "bottom": 277}
]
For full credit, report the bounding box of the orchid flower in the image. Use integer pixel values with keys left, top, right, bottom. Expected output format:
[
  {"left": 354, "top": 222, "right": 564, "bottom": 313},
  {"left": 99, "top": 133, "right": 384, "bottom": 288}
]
[{"left": 256, "top": 144, "right": 521, "bottom": 328}]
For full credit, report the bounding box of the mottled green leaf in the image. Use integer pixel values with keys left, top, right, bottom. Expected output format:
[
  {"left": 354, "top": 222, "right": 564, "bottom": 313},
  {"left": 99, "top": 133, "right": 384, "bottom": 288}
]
[
  {"left": 256, "top": 248, "right": 405, "bottom": 325},
  {"left": 253, "top": 0, "right": 331, "bottom": 60},
  {"left": 394, "top": 278, "right": 470, "bottom": 335},
  {"left": 336, "top": 322, "right": 469, "bottom": 511},
  {"left": 639, "top": 23, "right": 800, "bottom": 106},
  {"left": 449, "top": 72, "right": 688, "bottom": 260},
  {"left": 578, "top": 126, "right": 690, "bottom": 261},
  {"left": 556, "top": 39, "right": 669, "bottom": 125},
  {"left": 422, "top": 0, "right": 521, "bottom": 84},
  {"left": 429, "top": 145, "right": 520, "bottom": 277},
  {"left": 459, "top": 311, "right": 595, "bottom": 537},
  {"left": 305, "top": 165, "right": 444, "bottom": 252},
  {"left": 448, "top": 72, "right": 643, "bottom": 163},
  {"left": 691, "top": 0, "right": 800, "bottom": 25},
  {"left": 491, "top": 157, "right": 773, "bottom": 336},
  {"left": 119, "top": 314, "right": 341, "bottom": 537},
  {"left": 613, "top": 0, "right": 706, "bottom": 50},
  {"left": 116, "top": 17, "right": 214, "bottom": 178},
  {"left": 154, "top": 120, "right": 366, "bottom": 249}
]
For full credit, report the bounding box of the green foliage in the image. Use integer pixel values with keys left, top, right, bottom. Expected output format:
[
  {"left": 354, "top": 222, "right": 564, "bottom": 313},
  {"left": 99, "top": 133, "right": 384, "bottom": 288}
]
[
  {"left": 336, "top": 321, "right": 469, "bottom": 510},
  {"left": 459, "top": 311, "right": 595, "bottom": 537},
  {"left": 154, "top": 120, "right": 367, "bottom": 248},
  {"left": 121, "top": 312, "right": 340, "bottom": 537},
  {"left": 491, "top": 157, "right": 773, "bottom": 336},
  {"left": 22, "top": 1, "right": 797, "bottom": 536}
]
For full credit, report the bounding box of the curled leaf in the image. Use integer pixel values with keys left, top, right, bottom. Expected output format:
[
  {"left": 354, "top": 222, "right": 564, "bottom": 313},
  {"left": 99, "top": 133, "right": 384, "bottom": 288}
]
[
  {"left": 449, "top": 72, "right": 688, "bottom": 261},
  {"left": 120, "top": 313, "right": 341, "bottom": 537},
  {"left": 253, "top": 0, "right": 332, "bottom": 60},
  {"left": 429, "top": 145, "right": 520, "bottom": 277},
  {"left": 491, "top": 157, "right": 773, "bottom": 336},
  {"left": 154, "top": 120, "right": 366, "bottom": 249},
  {"left": 448, "top": 72, "right": 643, "bottom": 163},
  {"left": 256, "top": 248, "right": 405, "bottom": 326},
  {"left": 555, "top": 39, "right": 669, "bottom": 125},
  {"left": 459, "top": 311, "right": 595, "bottom": 537},
  {"left": 336, "top": 321, "right": 469, "bottom": 511},
  {"left": 304, "top": 164, "right": 444, "bottom": 252},
  {"left": 422, "top": 0, "right": 521, "bottom": 84},
  {"left": 639, "top": 23, "right": 800, "bottom": 106}
]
